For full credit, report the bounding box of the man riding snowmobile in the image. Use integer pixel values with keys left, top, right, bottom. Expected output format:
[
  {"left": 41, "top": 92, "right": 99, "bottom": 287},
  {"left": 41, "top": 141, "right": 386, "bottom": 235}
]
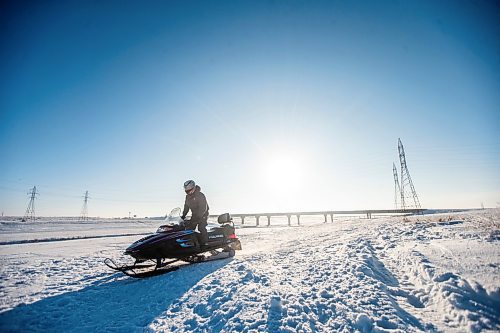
[{"left": 181, "top": 180, "right": 209, "bottom": 245}]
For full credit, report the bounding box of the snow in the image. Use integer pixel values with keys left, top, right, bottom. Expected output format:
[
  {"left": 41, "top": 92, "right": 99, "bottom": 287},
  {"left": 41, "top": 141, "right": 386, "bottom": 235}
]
[
  {"left": 0, "top": 218, "right": 155, "bottom": 244},
  {"left": 0, "top": 210, "right": 499, "bottom": 332}
]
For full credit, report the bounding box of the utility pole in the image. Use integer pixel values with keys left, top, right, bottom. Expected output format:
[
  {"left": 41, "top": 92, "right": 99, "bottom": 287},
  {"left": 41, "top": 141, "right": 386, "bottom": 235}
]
[
  {"left": 79, "top": 191, "right": 90, "bottom": 221},
  {"left": 398, "top": 139, "right": 421, "bottom": 211},
  {"left": 23, "top": 186, "right": 39, "bottom": 222}
]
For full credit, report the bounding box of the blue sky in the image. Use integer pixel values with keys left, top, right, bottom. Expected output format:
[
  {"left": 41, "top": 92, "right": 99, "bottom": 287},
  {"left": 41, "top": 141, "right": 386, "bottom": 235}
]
[{"left": 1, "top": 0, "right": 499, "bottom": 217}]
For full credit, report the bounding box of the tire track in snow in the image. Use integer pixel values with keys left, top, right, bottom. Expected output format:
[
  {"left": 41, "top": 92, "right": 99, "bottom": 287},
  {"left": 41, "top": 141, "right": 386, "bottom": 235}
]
[
  {"left": 148, "top": 223, "right": 433, "bottom": 332},
  {"left": 378, "top": 217, "right": 500, "bottom": 332}
]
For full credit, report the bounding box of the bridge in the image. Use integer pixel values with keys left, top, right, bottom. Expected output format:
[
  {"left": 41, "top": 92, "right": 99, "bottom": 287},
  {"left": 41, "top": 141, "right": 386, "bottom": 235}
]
[{"left": 210, "top": 209, "right": 425, "bottom": 227}]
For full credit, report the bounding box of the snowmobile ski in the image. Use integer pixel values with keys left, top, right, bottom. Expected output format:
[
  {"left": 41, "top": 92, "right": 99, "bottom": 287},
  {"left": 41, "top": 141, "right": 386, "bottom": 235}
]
[
  {"left": 104, "top": 250, "right": 234, "bottom": 278},
  {"left": 104, "top": 257, "right": 181, "bottom": 278}
]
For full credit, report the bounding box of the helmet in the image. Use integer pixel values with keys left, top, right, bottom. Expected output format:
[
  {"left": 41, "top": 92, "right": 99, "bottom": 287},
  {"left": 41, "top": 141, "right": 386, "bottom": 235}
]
[{"left": 184, "top": 180, "right": 196, "bottom": 192}]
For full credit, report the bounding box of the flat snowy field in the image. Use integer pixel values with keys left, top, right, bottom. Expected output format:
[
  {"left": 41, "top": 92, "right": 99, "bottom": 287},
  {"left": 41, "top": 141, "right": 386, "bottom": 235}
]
[{"left": 0, "top": 210, "right": 498, "bottom": 332}]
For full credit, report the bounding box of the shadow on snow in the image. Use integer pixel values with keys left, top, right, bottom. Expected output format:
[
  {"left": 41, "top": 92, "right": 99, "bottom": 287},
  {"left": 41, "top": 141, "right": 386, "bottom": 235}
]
[{"left": 0, "top": 259, "right": 232, "bottom": 333}]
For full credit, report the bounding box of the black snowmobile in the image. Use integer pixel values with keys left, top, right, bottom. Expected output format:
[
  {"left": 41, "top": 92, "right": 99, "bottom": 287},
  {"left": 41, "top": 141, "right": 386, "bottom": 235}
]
[{"left": 105, "top": 209, "right": 242, "bottom": 278}]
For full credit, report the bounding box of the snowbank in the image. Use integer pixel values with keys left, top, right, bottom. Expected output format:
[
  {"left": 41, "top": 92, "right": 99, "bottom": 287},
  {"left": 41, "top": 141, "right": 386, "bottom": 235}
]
[{"left": 0, "top": 210, "right": 498, "bottom": 332}]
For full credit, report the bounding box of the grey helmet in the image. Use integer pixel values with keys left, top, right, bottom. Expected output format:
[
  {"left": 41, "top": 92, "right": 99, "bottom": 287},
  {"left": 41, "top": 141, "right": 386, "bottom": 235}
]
[{"left": 184, "top": 180, "right": 196, "bottom": 192}]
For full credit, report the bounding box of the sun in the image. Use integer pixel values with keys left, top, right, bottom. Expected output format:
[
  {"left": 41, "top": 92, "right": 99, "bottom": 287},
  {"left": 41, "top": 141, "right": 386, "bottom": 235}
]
[{"left": 263, "top": 153, "right": 304, "bottom": 195}]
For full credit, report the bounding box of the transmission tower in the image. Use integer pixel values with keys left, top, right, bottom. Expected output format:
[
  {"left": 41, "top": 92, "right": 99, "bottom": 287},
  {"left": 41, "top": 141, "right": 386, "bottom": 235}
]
[
  {"left": 398, "top": 138, "right": 421, "bottom": 210},
  {"left": 392, "top": 163, "right": 401, "bottom": 209},
  {"left": 79, "top": 191, "right": 90, "bottom": 221},
  {"left": 23, "top": 186, "right": 39, "bottom": 222}
]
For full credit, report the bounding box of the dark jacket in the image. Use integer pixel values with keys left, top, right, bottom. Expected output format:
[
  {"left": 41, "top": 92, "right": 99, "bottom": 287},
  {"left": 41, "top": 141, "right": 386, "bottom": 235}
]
[{"left": 181, "top": 185, "right": 209, "bottom": 221}]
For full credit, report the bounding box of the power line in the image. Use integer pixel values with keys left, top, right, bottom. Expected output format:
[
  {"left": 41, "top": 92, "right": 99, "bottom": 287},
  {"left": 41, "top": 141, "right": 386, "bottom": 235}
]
[
  {"left": 23, "top": 186, "right": 39, "bottom": 222},
  {"left": 397, "top": 138, "right": 421, "bottom": 211},
  {"left": 79, "top": 190, "right": 90, "bottom": 221},
  {"left": 392, "top": 163, "right": 401, "bottom": 209}
]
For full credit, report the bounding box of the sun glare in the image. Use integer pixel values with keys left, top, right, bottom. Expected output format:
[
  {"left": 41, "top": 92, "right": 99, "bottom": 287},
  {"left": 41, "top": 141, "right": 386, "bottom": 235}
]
[{"left": 264, "top": 153, "right": 304, "bottom": 195}]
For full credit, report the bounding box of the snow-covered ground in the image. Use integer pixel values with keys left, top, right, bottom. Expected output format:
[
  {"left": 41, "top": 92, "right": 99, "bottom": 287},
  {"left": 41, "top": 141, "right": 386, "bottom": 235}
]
[
  {"left": 0, "top": 210, "right": 498, "bottom": 332},
  {"left": 0, "top": 218, "right": 155, "bottom": 244}
]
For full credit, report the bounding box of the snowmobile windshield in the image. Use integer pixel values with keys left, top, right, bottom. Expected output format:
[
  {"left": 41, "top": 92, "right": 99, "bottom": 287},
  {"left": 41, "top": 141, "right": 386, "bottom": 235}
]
[
  {"left": 163, "top": 207, "right": 183, "bottom": 226},
  {"left": 157, "top": 208, "right": 184, "bottom": 233}
]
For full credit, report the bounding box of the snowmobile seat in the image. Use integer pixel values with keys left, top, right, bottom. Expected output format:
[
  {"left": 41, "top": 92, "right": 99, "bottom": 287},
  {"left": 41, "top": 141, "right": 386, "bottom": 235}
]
[{"left": 217, "top": 213, "right": 232, "bottom": 224}]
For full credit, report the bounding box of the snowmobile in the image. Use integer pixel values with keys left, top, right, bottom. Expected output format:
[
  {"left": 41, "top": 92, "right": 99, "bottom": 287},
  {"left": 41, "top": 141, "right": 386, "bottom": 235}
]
[{"left": 105, "top": 208, "right": 242, "bottom": 278}]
